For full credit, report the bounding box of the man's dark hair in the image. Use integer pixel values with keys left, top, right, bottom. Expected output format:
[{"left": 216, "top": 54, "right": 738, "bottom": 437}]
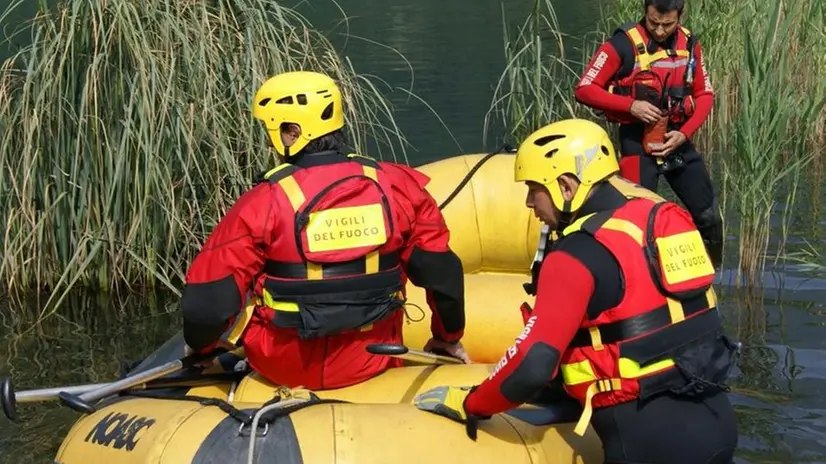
[
  {"left": 300, "top": 129, "right": 348, "bottom": 155},
  {"left": 644, "top": 0, "right": 684, "bottom": 14}
]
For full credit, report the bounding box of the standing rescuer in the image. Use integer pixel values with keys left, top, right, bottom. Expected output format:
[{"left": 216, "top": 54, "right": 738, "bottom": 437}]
[
  {"left": 574, "top": 0, "right": 724, "bottom": 268},
  {"left": 181, "top": 70, "right": 470, "bottom": 390},
  {"left": 414, "top": 119, "right": 740, "bottom": 464}
]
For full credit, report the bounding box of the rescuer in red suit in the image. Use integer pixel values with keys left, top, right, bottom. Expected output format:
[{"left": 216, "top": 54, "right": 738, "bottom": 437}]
[
  {"left": 181, "top": 71, "right": 470, "bottom": 390},
  {"left": 415, "top": 119, "right": 739, "bottom": 464},
  {"left": 574, "top": 0, "right": 724, "bottom": 268}
]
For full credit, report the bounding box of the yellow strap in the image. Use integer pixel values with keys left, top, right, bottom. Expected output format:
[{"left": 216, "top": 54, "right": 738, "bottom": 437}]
[
  {"left": 365, "top": 250, "right": 379, "bottom": 274},
  {"left": 706, "top": 287, "right": 717, "bottom": 307},
  {"left": 278, "top": 175, "right": 305, "bottom": 211},
  {"left": 220, "top": 298, "right": 259, "bottom": 346},
  {"left": 627, "top": 26, "right": 690, "bottom": 70},
  {"left": 626, "top": 27, "right": 650, "bottom": 71},
  {"left": 362, "top": 165, "right": 378, "bottom": 181},
  {"left": 574, "top": 379, "right": 622, "bottom": 436},
  {"left": 262, "top": 163, "right": 291, "bottom": 181},
  {"left": 588, "top": 327, "right": 604, "bottom": 351},
  {"left": 647, "top": 49, "right": 690, "bottom": 62},
  {"left": 307, "top": 262, "right": 323, "bottom": 280},
  {"left": 601, "top": 218, "right": 643, "bottom": 246},
  {"left": 666, "top": 297, "right": 686, "bottom": 323}
]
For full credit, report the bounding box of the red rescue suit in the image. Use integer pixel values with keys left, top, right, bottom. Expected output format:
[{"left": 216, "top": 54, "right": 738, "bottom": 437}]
[
  {"left": 181, "top": 151, "right": 465, "bottom": 390},
  {"left": 557, "top": 196, "right": 733, "bottom": 435}
]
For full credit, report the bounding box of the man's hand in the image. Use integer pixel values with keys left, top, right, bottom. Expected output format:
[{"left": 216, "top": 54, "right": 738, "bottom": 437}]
[
  {"left": 630, "top": 100, "right": 664, "bottom": 124},
  {"left": 651, "top": 130, "right": 688, "bottom": 157},
  {"left": 424, "top": 338, "right": 471, "bottom": 364},
  {"left": 184, "top": 340, "right": 235, "bottom": 368},
  {"left": 414, "top": 385, "right": 486, "bottom": 440}
]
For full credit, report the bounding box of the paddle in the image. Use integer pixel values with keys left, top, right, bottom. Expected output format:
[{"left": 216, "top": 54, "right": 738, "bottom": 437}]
[
  {"left": 56, "top": 349, "right": 226, "bottom": 415},
  {"left": 366, "top": 343, "right": 464, "bottom": 365},
  {"left": 1, "top": 369, "right": 246, "bottom": 422}
]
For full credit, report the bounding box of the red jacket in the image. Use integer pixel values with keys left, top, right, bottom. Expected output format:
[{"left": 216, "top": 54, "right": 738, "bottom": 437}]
[
  {"left": 181, "top": 151, "right": 465, "bottom": 389},
  {"left": 574, "top": 22, "right": 714, "bottom": 139},
  {"left": 464, "top": 184, "right": 733, "bottom": 437}
]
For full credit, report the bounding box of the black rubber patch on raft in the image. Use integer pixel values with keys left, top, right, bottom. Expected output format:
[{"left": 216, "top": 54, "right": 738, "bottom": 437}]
[{"left": 192, "top": 413, "right": 304, "bottom": 463}]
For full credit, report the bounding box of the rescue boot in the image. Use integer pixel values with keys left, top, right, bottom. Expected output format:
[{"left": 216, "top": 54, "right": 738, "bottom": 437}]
[{"left": 693, "top": 203, "right": 724, "bottom": 269}]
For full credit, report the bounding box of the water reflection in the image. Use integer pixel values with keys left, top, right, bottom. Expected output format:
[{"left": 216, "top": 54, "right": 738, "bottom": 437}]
[{"left": 0, "top": 293, "right": 180, "bottom": 463}]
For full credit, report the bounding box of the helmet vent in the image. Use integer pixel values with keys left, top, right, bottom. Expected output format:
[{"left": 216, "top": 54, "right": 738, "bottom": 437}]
[
  {"left": 321, "top": 102, "right": 334, "bottom": 120},
  {"left": 275, "top": 96, "right": 293, "bottom": 104},
  {"left": 544, "top": 149, "right": 559, "bottom": 158},
  {"left": 534, "top": 134, "right": 565, "bottom": 146},
  {"left": 258, "top": 97, "right": 271, "bottom": 106},
  {"left": 297, "top": 94, "right": 308, "bottom": 105},
  {"left": 601, "top": 145, "right": 610, "bottom": 156}
]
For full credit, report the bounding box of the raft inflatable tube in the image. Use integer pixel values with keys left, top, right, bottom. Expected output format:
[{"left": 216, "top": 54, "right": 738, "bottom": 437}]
[
  {"left": 53, "top": 153, "right": 605, "bottom": 463},
  {"left": 402, "top": 152, "right": 544, "bottom": 362}
]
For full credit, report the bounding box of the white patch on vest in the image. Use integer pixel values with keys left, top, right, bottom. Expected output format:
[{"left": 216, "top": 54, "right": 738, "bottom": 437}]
[
  {"left": 487, "top": 315, "right": 538, "bottom": 380},
  {"left": 579, "top": 51, "right": 609, "bottom": 86}
]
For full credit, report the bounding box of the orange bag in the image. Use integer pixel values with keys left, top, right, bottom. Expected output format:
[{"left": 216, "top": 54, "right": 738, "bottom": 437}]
[{"left": 643, "top": 116, "right": 668, "bottom": 154}]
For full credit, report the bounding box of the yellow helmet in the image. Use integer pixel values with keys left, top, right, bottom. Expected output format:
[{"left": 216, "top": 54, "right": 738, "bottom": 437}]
[
  {"left": 514, "top": 119, "right": 619, "bottom": 213},
  {"left": 252, "top": 71, "right": 345, "bottom": 156}
]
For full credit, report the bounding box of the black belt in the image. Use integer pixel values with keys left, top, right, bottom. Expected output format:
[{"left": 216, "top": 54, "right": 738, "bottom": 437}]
[
  {"left": 569, "top": 291, "right": 712, "bottom": 348},
  {"left": 264, "top": 252, "right": 400, "bottom": 279}
]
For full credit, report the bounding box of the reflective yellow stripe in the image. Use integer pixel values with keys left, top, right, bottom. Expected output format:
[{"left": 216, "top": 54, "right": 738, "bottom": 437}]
[
  {"left": 601, "top": 218, "right": 643, "bottom": 245},
  {"left": 588, "top": 327, "right": 604, "bottom": 351},
  {"left": 666, "top": 297, "right": 686, "bottom": 323},
  {"left": 574, "top": 378, "right": 621, "bottom": 436},
  {"left": 618, "top": 357, "right": 674, "bottom": 378},
  {"left": 262, "top": 289, "right": 300, "bottom": 312},
  {"left": 560, "top": 360, "right": 596, "bottom": 385},
  {"left": 278, "top": 175, "right": 305, "bottom": 211},
  {"left": 562, "top": 213, "right": 596, "bottom": 236}
]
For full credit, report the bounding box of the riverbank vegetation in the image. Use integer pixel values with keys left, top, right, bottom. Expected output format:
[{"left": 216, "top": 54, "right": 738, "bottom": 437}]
[
  {"left": 1, "top": 0, "right": 825, "bottom": 314},
  {"left": 0, "top": 0, "right": 407, "bottom": 311},
  {"left": 488, "top": 0, "right": 826, "bottom": 302}
]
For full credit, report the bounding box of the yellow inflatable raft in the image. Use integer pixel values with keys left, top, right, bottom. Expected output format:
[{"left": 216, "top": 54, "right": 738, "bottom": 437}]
[{"left": 52, "top": 153, "right": 604, "bottom": 464}]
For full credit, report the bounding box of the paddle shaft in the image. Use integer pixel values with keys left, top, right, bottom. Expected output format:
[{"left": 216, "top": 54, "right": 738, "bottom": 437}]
[
  {"left": 398, "top": 348, "right": 464, "bottom": 365},
  {"left": 58, "top": 351, "right": 221, "bottom": 414},
  {"left": 15, "top": 372, "right": 244, "bottom": 404}
]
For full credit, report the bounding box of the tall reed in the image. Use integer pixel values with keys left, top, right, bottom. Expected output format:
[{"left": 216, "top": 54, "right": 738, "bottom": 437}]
[
  {"left": 482, "top": 0, "right": 591, "bottom": 146},
  {"left": 721, "top": 0, "right": 826, "bottom": 294},
  {"left": 0, "top": 0, "right": 408, "bottom": 310}
]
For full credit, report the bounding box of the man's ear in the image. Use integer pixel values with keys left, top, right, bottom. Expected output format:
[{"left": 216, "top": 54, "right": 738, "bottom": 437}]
[{"left": 558, "top": 174, "right": 580, "bottom": 201}]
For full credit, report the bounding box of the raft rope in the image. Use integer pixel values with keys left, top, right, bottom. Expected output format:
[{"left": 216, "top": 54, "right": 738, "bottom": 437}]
[
  {"left": 437, "top": 144, "right": 517, "bottom": 211},
  {"left": 127, "top": 388, "right": 350, "bottom": 429},
  {"left": 246, "top": 396, "right": 316, "bottom": 464}
]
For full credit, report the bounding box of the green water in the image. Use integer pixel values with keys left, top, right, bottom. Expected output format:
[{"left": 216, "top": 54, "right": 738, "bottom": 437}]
[{"left": 2, "top": 1, "right": 826, "bottom": 463}]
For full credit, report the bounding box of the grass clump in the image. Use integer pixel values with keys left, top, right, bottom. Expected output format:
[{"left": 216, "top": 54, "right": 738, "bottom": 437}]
[{"left": 0, "top": 0, "right": 408, "bottom": 311}]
